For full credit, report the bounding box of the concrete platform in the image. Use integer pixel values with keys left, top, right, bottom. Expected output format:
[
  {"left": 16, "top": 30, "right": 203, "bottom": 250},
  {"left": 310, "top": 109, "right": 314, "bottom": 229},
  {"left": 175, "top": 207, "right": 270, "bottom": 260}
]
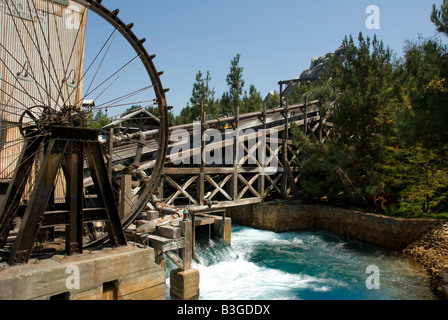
[{"left": 0, "top": 246, "right": 166, "bottom": 300}]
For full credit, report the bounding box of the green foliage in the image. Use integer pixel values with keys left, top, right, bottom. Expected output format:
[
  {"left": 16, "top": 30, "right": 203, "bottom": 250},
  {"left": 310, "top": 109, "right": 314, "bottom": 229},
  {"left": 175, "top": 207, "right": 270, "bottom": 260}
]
[
  {"left": 174, "top": 54, "right": 249, "bottom": 124},
  {"left": 431, "top": 0, "right": 448, "bottom": 36},
  {"left": 381, "top": 144, "right": 448, "bottom": 214},
  {"left": 190, "top": 71, "right": 215, "bottom": 107},
  {"left": 400, "top": 146, "right": 448, "bottom": 212},
  {"left": 287, "top": 82, "right": 312, "bottom": 105},
  {"left": 175, "top": 70, "right": 217, "bottom": 124},
  {"left": 266, "top": 91, "right": 280, "bottom": 109},
  {"left": 223, "top": 53, "right": 245, "bottom": 113},
  {"left": 290, "top": 27, "right": 448, "bottom": 218},
  {"left": 88, "top": 108, "right": 110, "bottom": 129},
  {"left": 329, "top": 33, "right": 400, "bottom": 200},
  {"left": 291, "top": 123, "right": 343, "bottom": 202},
  {"left": 398, "top": 36, "right": 448, "bottom": 148},
  {"left": 241, "top": 84, "right": 263, "bottom": 113},
  {"left": 287, "top": 76, "right": 337, "bottom": 117}
]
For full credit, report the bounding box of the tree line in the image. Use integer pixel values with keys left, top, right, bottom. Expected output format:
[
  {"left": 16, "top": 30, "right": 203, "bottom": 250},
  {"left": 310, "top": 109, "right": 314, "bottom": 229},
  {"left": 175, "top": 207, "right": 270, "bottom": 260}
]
[
  {"left": 290, "top": 1, "right": 448, "bottom": 218},
  {"left": 90, "top": 53, "right": 273, "bottom": 128},
  {"left": 173, "top": 53, "right": 281, "bottom": 125}
]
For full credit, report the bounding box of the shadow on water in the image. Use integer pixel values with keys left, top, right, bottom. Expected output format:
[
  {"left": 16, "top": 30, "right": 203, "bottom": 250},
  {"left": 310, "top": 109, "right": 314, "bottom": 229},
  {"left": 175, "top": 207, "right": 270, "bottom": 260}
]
[{"left": 165, "top": 225, "right": 437, "bottom": 301}]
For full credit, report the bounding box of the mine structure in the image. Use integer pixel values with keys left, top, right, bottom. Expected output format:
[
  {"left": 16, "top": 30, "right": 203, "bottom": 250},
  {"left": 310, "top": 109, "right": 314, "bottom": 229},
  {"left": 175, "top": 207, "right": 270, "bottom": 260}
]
[{"left": 0, "top": 0, "right": 333, "bottom": 300}]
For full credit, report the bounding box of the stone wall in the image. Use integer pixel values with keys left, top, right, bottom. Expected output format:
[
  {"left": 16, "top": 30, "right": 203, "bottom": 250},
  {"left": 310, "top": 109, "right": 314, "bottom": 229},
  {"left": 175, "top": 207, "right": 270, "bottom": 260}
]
[{"left": 226, "top": 201, "right": 443, "bottom": 251}]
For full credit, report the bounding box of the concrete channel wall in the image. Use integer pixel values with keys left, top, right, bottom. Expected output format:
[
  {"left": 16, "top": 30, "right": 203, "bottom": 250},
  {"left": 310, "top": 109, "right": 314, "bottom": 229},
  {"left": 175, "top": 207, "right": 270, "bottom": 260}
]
[{"left": 226, "top": 201, "right": 443, "bottom": 251}]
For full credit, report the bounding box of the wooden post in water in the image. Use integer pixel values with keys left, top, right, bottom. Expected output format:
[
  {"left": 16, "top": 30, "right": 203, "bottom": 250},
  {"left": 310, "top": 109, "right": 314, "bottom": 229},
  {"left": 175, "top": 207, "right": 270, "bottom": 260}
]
[
  {"left": 170, "top": 217, "right": 199, "bottom": 300},
  {"left": 179, "top": 219, "right": 192, "bottom": 270},
  {"left": 191, "top": 210, "right": 196, "bottom": 259}
]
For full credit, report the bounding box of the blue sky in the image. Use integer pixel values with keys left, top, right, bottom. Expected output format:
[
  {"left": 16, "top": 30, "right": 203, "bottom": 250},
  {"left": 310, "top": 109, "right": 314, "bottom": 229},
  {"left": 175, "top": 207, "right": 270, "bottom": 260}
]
[{"left": 90, "top": 0, "right": 444, "bottom": 116}]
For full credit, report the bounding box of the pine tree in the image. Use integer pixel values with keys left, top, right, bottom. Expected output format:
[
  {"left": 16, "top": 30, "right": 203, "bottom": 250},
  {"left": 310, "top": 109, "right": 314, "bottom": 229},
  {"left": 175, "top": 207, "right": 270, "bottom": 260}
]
[
  {"left": 329, "top": 33, "right": 400, "bottom": 201},
  {"left": 222, "top": 54, "right": 245, "bottom": 115},
  {"left": 399, "top": 36, "right": 448, "bottom": 148},
  {"left": 431, "top": 0, "right": 448, "bottom": 36},
  {"left": 175, "top": 70, "right": 216, "bottom": 124},
  {"left": 241, "top": 84, "right": 263, "bottom": 113}
]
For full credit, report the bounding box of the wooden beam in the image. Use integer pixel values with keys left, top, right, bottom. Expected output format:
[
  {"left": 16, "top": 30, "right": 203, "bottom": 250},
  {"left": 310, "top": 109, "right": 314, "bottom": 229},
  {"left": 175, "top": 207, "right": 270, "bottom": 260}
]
[
  {"left": 198, "top": 100, "right": 206, "bottom": 205},
  {"left": 0, "top": 136, "right": 44, "bottom": 247},
  {"left": 9, "top": 139, "right": 68, "bottom": 264},
  {"left": 164, "top": 175, "right": 198, "bottom": 205},
  {"left": 65, "top": 141, "right": 84, "bottom": 255},
  {"left": 119, "top": 174, "right": 132, "bottom": 221},
  {"left": 265, "top": 173, "right": 283, "bottom": 197},
  {"left": 86, "top": 142, "right": 127, "bottom": 248},
  {"left": 205, "top": 175, "right": 233, "bottom": 201},
  {"left": 206, "top": 174, "right": 233, "bottom": 201},
  {"left": 238, "top": 173, "right": 260, "bottom": 200},
  {"left": 238, "top": 174, "right": 261, "bottom": 198},
  {"left": 180, "top": 220, "right": 192, "bottom": 270}
]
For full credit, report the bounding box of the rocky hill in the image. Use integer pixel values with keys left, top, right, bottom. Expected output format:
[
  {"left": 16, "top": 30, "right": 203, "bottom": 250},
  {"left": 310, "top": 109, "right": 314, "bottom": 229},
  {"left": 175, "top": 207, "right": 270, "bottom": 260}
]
[{"left": 265, "top": 46, "right": 345, "bottom": 103}]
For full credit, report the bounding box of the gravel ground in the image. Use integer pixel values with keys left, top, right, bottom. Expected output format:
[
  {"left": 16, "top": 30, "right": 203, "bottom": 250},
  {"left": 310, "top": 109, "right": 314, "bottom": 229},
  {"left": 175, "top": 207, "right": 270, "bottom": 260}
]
[{"left": 403, "top": 223, "right": 448, "bottom": 300}]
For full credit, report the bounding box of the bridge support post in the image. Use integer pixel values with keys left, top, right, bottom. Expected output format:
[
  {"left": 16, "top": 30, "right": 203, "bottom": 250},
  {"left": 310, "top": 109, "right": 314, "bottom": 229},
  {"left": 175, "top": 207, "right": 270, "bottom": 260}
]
[
  {"left": 232, "top": 102, "right": 240, "bottom": 201},
  {"left": 198, "top": 100, "right": 206, "bottom": 205},
  {"left": 170, "top": 268, "right": 200, "bottom": 300},
  {"left": 258, "top": 101, "right": 267, "bottom": 202},
  {"left": 281, "top": 97, "right": 289, "bottom": 198},
  {"left": 170, "top": 219, "right": 200, "bottom": 300},
  {"left": 179, "top": 220, "right": 193, "bottom": 270}
]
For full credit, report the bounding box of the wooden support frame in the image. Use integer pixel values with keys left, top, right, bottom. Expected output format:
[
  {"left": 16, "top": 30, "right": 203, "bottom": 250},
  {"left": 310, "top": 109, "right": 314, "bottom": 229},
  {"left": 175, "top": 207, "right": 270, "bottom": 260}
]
[
  {"left": 65, "top": 141, "right": 85, "bottom": 255},
  {"left": 9, "top": 139, "right": 68, "bottom": 264},
  {"left": 0, "top": 136, "right": 45, "bottom": 247},
  {"left": 157, "top": 97, "right": 335, "bottom": 211},
  {"left": 164, "top": 175, "right": 198, "bottom": 206},
  {"left": 1, "top": 127, "right": 128, "bottom": 265}
]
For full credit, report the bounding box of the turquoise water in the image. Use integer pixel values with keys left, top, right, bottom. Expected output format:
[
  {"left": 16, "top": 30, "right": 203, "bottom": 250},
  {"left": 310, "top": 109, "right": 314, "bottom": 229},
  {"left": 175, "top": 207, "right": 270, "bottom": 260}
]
[{"left": 166, "top": 225, "right": 437, "bottom": 300}]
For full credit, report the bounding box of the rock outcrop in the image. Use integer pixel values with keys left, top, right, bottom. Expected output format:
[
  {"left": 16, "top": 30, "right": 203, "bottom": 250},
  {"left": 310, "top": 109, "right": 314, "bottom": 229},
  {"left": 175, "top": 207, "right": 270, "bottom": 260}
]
[{"left": 283, "top": 46, "right": 345, "bottom": 97}]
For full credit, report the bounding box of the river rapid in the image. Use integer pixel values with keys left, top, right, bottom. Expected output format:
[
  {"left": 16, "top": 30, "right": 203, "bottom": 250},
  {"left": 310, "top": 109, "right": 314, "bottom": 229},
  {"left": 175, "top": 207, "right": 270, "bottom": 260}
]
[{"left": 166, "top": 225, "right": 437, "bottom": 300}]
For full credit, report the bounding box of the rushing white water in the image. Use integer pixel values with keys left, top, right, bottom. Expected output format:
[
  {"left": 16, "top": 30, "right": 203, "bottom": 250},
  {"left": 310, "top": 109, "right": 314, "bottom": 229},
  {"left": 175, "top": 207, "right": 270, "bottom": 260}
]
[{"left": 166, "top": 226, "right": 437, "bottom": 300}]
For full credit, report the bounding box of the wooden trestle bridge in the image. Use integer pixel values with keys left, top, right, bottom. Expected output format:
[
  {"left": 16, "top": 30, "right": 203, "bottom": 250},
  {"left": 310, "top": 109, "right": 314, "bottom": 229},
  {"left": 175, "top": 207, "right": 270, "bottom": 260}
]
[{"left": 108, "top": 97, "right": 333, "bottom": 215}]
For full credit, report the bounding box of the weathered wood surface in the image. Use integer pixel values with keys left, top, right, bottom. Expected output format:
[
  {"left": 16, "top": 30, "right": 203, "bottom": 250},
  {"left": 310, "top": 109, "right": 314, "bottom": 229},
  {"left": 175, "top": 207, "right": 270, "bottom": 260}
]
[
  {"left": 102, "top": 99, "right": 333, "bottom": 219},
  {"left": 0, "top": 246, "right": 165, "bottom": 300}
]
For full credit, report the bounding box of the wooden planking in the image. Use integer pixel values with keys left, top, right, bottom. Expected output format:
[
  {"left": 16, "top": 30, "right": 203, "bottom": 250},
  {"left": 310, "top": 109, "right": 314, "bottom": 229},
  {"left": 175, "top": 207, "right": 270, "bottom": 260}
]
[
  {"left": 144, "top": 234, "right": 185, "bottom": 253},
  {"left": 194, "top": 215, "right": 216, "bottom": 226}
]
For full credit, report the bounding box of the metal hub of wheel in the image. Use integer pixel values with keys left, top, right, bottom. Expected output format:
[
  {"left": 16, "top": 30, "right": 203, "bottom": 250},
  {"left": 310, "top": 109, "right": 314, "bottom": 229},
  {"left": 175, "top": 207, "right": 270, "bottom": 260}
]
[{"left": 0, "top": 0, "right": 169, "bottom": 263}]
